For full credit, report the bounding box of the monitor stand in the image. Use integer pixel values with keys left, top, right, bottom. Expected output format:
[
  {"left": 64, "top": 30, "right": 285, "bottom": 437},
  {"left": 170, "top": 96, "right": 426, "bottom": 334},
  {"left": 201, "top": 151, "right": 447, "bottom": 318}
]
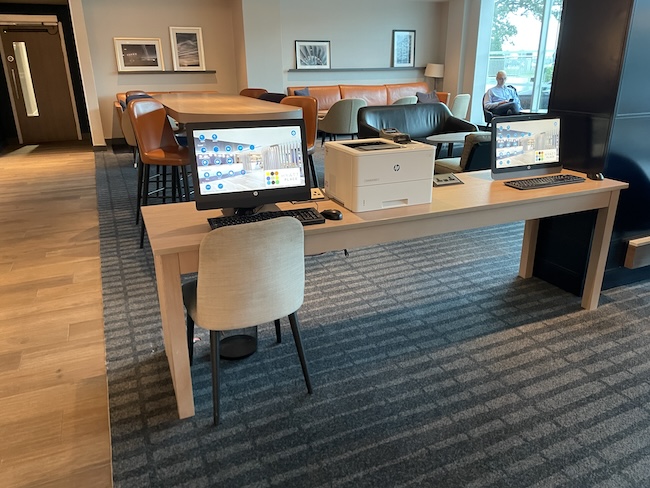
[{"left": 221, "top": 204, "right": 281, "bottom": 217}]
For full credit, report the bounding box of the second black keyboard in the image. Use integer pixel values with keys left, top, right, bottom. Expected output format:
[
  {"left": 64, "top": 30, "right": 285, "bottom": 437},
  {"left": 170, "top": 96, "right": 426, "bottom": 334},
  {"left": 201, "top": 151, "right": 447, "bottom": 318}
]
[
  {"left": 504, "top": 174, "right": 586, "bottom": 190},
  {"left": 208, "top": 207, "right": 326, "bottom": 229}
]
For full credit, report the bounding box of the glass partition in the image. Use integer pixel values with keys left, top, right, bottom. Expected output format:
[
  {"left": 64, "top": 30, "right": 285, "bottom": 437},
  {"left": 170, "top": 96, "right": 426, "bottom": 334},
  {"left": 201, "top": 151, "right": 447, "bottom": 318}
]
[{"left": 485, "top": 0, "right": 563, "bottom": 112}]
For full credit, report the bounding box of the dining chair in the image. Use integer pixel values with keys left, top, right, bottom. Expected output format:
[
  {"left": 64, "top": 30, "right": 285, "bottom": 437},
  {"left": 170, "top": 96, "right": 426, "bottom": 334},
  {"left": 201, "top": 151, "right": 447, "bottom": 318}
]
[
  {"left": 318, "top": 98, "right": 368, "bottom": 145},
  {"left": 127, "top": 98, "right": 191, "bottom": 247},
  {"left": 114, "top": 100, "right": 138, "bottom": 167},
  {"left": 239, "top": 88, "right": 268, "bottom": 98},
  {"left": 280, "top": 95, "right": 319, "bottom": 187},
  {"left": 450, "top": 94, "right": 471, "bottom": 119},
  {"left": 258, "top": 92, "right": 287, "bottom": 103},
  {"left": 392, "top": 95, "right": 418, "bottom": 105},
  {"left": 182, "top": 216, "right": 313, "bottom": 425}
]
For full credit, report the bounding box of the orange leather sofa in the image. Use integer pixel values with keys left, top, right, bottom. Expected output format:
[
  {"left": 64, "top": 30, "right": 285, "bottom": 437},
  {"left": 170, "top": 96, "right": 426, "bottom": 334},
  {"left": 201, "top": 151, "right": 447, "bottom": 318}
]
[{"left": 287, "top": 82, "right": 450, "bottom": 111}]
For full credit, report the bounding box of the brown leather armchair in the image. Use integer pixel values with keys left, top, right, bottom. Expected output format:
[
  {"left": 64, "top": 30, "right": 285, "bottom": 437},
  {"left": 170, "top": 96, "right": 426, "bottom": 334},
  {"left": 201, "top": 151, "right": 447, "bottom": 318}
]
[
  {"left": 239, "top": 88, "right": 268, "bottom": 98},
  {"left": 280, "top": 95, "right": 319, "bottom": 187}
]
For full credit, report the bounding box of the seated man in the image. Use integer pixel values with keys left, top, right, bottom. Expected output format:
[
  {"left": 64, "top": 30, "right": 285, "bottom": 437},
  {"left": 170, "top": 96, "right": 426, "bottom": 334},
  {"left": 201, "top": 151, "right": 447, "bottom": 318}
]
[{"left": 483, "top": 71, "right": 522, "bottom": 116}]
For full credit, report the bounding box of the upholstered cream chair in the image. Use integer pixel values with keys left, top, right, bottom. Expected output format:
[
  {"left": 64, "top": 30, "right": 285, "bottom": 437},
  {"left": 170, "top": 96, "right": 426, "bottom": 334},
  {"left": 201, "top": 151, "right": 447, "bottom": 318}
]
[
  {"left": 318, "top": 98, "right": 368, "bottom": 145},
  {"left": 182, "top": 217, "right": 313, "bottom": 425},
  {"left": 281, "top": 95, "right": 319, "bottom": 187},
  {"left": 434, "top": 132, "right": 491, "bottom": 174},
  {"left": 450, "top": 94, "right": 471, "bottom": 119}
]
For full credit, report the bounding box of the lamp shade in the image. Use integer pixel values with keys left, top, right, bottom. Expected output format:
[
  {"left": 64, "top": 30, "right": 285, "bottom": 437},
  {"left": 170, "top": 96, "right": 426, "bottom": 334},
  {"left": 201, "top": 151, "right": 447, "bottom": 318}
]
[{"left": 424, "top": 63, "right": 445, "bottom": 78}]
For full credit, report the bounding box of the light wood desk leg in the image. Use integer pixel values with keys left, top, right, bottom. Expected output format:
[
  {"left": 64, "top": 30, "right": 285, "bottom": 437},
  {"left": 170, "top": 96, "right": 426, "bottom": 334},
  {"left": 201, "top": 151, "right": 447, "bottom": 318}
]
[
  {"left": 154, "top": 253, "right": 195, "bottom": 419},
  {"left": 582, "top": 190, "right": 621, "bottom": 311},
  {"left": 519, "top": 219, "right": 540, "bottom": 279}
]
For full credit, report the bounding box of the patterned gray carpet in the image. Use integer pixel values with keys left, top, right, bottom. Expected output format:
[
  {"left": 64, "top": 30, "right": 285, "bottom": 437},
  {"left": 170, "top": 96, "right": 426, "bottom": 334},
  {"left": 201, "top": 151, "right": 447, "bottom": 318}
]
[{"left": 96, "top": 145, "right": 650, "bottom": 488}]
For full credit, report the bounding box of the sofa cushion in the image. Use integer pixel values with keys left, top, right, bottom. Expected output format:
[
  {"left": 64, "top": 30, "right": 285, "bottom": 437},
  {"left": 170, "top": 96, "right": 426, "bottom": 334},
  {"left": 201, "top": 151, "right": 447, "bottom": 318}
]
[
  {"left": 416, "top": 91, "right": 440, "bottom": 104},
  {"left": 339, "top": 85, "right": 388, "bottom": 106},
  {"left": 288, "top": 85, "right": 341, "bottom": 110},
  {"left": 294, "top": 87, "right": 310, "bottom": 96},
  {"left": 385, "top": 82, "right": 430, "bottom": 104}
]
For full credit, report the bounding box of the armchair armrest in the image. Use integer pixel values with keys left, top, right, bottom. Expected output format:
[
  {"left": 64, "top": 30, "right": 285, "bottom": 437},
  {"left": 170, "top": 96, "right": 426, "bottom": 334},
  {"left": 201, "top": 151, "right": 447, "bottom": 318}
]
[
  {"left": 358, "top": 120, "right": 381, "bottom": 139},
  {"left": 440, "top": 117, "right": 478, "bottom": 133}
]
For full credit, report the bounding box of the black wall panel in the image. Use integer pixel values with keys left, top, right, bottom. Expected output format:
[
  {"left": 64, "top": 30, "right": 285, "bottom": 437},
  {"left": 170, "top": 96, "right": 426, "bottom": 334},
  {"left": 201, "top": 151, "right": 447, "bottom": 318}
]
[{"left": 536, "top": 0, "right": 650, "bottom": 291}]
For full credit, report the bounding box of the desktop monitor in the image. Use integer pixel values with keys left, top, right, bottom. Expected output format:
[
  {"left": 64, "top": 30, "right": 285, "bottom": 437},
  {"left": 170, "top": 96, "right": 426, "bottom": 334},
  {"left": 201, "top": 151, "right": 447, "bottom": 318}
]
[
  {"left": 491, "top": 113, "right": 562, "bottom": 180},
  {"left": 186, "top": 118, "right": 311, "bottom": 213}
]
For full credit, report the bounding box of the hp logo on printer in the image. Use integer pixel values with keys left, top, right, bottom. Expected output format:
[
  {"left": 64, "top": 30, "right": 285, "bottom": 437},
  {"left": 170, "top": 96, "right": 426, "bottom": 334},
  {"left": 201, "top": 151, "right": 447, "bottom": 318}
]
[{"left": 393, "top": 164, "right": 400, "bottom": 172}]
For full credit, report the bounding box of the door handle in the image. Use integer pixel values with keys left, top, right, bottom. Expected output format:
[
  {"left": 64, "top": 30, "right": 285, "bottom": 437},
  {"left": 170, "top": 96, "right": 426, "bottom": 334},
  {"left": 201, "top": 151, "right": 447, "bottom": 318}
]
[{"left": 11, "top": 68, "right": 21, "bottom": 101}]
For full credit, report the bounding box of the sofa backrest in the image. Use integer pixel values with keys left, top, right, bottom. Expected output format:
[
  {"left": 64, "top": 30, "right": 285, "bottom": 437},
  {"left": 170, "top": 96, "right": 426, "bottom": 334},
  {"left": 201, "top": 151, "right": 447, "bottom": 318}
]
[
  {"left": 287, "top": 83, "right": 450, "bottom": 111},
  {"left": 357, "top": 103, "right": 454, "bottom": 140},
  {"left": 339, "top": 84, "right": 388, "bottom": 106},
  {"left": 287, "top": 85, "right": 341, "bottom": 110},
  {"left": 385, "top": 82, "right": 429, "bottom": 103}
]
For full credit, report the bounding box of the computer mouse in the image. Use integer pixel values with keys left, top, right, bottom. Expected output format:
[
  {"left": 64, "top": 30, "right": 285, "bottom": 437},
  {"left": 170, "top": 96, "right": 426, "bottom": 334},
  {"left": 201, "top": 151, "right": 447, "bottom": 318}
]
[{"left": 321, "top": 209, "right": 343, "bottom": 220}]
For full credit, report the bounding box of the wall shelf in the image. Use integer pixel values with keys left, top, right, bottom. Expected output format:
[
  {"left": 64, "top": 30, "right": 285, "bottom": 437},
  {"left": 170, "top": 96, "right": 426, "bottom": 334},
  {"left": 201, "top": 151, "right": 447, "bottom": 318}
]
[
  {"left": 117, "top": 70, "right": 216, "bottom": 74},
  {"left": 288, "top": 66, "right": 425, "bottom": 73}
]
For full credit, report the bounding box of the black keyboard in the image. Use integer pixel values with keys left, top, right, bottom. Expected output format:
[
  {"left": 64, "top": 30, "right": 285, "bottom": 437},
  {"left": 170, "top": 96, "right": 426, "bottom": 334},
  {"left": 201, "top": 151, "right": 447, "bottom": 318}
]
[
  {"left": 504, "top": 174, "right": 586, "bottom": 190},
  {"left": 208, "top": 207, "right": 325, "bottom": 229}
]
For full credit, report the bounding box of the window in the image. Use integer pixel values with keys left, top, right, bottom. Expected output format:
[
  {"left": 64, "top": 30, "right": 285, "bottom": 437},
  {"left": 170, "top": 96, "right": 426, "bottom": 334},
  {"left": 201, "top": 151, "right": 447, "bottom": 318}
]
[{"left": 485, "top": 0, "right": 563, "bottom": 112}]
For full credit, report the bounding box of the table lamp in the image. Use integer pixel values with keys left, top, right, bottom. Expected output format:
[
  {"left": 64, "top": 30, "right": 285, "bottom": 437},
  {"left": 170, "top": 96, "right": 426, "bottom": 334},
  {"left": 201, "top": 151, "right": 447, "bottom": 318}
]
[{"left": 424, "top": 63, "right": 445, "bottom": 91}]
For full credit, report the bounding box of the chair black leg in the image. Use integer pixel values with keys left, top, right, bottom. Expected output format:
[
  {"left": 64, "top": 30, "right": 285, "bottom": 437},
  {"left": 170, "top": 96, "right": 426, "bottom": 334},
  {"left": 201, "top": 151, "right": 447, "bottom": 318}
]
[
  {"left": 274, "top": 319, "right": 281, "bottom": 343},
  {"left": 135, "top": 154, "right": 144, "bottom": 225},
  {"left": 140, "top": 163, "right": 151, "bottom": 248},
  {"left": 288, "top": 312, "right": 312, "bottom": 394},
  {"left": 171, "top": 166, "right": 179, "bottom": 203},
  {"left": 181, "top": 165, "right": 191, "bottom": 201},
  {"left": 133, "top": 146, "right": 139, "bottom": 168},
  {"left": 308, "top": 154, "right": 318, "bottom": 188},
  {"left": 186, "top": 314, "right": 195, "bottom": 366},
  {"left": 210, "top": 330, "right": 221, "bottom": 425},
  {"left": 161, "top": 166, "right": 168, "bottom": 203}
]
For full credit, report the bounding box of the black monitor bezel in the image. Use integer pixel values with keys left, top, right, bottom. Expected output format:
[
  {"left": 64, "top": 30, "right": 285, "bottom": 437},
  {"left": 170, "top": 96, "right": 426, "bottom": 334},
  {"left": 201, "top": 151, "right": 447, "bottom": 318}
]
[
  {"left": 186, "top": 118, "right": 312, "bottom": 211},
  {"left": 490, "top": 113, "right": 562, "bottom": 180}
]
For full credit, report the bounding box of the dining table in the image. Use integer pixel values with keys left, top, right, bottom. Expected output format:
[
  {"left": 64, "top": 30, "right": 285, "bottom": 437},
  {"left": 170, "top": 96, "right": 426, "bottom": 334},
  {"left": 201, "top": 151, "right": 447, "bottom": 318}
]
[{"left": 153, "top": 92, "right": 302, "bottom": 124}]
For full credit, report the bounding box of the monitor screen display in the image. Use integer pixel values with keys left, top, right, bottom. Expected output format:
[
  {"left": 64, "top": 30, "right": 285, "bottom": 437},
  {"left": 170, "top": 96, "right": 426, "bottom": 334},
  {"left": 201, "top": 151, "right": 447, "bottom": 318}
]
[
  {"left": 491, "top": 114, "right": 562, "bottom": 180},
  {"left": 187, "top": 118, "right": 311, "bottom": 211}
]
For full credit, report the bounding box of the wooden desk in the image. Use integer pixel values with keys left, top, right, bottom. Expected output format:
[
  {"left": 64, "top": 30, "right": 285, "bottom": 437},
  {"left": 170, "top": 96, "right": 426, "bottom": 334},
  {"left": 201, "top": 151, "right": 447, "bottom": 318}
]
[
  {"left": 142, "top": 170, "right": 627, "bottom": 418},
  {"left": 153, "top": 92, "right": 302, "bottom": 124}
]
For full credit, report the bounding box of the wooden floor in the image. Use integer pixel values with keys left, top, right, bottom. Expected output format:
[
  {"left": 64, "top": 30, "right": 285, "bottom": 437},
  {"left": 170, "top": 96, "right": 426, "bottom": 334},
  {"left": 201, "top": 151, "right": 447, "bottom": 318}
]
[{"left": 0, "top": 143, "right": 112, "bottom": 487}]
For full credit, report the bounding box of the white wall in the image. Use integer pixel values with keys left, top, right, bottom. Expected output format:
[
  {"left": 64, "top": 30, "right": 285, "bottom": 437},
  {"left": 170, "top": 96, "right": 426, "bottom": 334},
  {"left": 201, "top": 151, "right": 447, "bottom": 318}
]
[
  {"left": 81, "top": 0, "right": 239, "bottom": 140},
  {"left": 72, "top": 0, "right": 463, "bottom": 142},
  {"left": 445, "top": 0, "right": 490, "bottom": 124},
  {"left": 241, "top": 0, "right": 447, "bottom": 91}
]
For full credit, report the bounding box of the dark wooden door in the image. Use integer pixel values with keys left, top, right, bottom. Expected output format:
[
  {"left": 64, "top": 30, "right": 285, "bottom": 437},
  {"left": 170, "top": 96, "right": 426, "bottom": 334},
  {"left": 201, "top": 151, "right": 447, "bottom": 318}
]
[{"left": 1, "top": 23, "right": 80, "bottom": 143}]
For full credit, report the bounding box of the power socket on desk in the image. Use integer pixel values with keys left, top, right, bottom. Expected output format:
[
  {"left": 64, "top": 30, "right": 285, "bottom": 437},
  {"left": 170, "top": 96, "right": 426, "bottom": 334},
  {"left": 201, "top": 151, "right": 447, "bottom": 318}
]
[
  {"left": 310, "top": 188, "right": 326, "bottom": 200},
  {"left": 433, "top": 173, "right": 464, "bottom": 187}
]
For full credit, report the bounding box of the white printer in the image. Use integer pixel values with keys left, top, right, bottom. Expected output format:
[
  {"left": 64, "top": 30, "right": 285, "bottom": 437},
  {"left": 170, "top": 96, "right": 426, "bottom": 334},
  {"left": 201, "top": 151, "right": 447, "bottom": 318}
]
[{"left": 323, "top": 138, "right": 435, "bottom": 212}]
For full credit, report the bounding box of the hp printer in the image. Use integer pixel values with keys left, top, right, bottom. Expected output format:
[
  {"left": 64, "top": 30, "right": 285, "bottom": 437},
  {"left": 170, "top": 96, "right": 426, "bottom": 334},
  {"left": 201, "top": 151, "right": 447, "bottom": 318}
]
[{"left": 323, "top": 138, "right": 434, "bottom": 212}]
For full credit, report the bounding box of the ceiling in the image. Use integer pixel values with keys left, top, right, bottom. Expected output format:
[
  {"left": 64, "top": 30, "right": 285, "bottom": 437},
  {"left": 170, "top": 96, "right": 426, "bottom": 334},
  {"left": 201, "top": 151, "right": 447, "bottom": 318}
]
[{"left": 0, "top": 0, "right": 67, "bottom": 4}]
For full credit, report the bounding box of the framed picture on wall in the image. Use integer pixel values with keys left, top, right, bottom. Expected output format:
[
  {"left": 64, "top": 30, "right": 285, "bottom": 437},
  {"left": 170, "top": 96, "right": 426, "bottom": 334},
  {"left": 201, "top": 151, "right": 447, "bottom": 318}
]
[
  {"left": 391, "top": 30, "right": 416, "bottom": 68},
  {"left": 295, "top": 40, "right": 331, "bottom": 69},
  {"left": 169, "top": 27, "right": 206, "bottom": 71},
  {"left": 113, "top": 38, "right": 164, "bottom": 72}
]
